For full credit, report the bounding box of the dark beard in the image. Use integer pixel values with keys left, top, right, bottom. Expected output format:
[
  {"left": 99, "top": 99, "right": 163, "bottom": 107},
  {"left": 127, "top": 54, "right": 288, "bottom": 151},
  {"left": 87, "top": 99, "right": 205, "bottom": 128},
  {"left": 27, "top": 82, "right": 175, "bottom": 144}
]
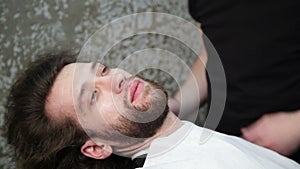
[
  {"left": 116, "top": 105, "right": 169, "bottom": 138},
  {"left": 114, "top": 76, "right": 169, "bottom": 138}
]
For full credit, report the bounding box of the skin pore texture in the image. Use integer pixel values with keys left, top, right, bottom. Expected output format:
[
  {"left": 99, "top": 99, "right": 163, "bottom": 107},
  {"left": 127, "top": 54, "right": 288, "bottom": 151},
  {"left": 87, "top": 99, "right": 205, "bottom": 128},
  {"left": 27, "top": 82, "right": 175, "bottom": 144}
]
[{"left": 45, "top": 62, "right": 182, "bottom": 159}]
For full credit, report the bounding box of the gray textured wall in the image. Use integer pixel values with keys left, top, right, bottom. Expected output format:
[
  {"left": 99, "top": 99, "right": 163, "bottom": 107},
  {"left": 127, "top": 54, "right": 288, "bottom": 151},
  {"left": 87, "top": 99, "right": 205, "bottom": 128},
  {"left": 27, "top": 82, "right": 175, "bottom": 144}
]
[{"left": 0, "top": 0, "right": 201, "bottom": 168}]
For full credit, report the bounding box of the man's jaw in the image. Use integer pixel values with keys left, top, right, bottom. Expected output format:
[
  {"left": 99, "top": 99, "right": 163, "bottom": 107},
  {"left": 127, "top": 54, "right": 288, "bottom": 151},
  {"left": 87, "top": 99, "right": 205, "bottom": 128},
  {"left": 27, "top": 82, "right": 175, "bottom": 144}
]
[{"left": 111, "top": 111, "right": 182, "bottom": 158}]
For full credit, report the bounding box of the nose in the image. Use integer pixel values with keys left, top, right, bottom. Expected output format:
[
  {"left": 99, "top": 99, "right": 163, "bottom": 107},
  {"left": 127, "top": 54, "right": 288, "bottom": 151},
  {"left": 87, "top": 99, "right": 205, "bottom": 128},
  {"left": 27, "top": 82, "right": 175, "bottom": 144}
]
[
  {"left": 111, "top": 70, "right": 126, "bottom": 94},
  {"left": 94, "top": 68, "right": 127, "bottom": 95}
]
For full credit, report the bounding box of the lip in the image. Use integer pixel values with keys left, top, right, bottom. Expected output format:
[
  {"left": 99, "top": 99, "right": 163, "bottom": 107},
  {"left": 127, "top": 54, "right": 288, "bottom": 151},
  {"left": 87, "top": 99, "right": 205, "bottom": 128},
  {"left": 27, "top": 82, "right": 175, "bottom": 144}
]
[{"left": 130, "top": 79, "right": 144, "bottom": 103}]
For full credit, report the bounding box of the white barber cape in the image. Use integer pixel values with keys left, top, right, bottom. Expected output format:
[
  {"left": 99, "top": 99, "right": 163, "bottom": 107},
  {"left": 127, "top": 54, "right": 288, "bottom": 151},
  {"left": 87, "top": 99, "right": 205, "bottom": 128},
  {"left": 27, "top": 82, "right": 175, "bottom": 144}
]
[{"left": 136, "top": 121, "right": 299, "bottom": 169}]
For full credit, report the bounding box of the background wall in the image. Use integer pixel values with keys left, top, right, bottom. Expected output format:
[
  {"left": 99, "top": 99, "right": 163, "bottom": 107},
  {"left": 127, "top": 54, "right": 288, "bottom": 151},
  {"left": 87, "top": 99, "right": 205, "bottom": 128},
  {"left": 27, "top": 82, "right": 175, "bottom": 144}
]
[{"left": 0, "top": 0, "right": 204, "bottom": 168}]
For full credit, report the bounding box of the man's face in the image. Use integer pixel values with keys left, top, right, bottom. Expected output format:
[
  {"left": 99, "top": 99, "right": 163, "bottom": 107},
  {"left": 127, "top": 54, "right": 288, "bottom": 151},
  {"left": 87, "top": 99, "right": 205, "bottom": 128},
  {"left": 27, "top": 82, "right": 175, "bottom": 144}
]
[{"left": 46, "top": 62, "right": 168, "bottom": 145}]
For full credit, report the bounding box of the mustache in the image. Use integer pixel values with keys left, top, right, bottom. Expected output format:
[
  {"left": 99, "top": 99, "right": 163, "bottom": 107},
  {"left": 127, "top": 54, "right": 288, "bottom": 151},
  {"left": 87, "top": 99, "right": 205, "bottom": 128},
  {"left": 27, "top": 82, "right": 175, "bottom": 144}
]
[
  {"left": 123, "top": 75, "right": 168, "bottom": 108},
  {"left": 134, "top": 75, "right": 168, "bottom": 97}
]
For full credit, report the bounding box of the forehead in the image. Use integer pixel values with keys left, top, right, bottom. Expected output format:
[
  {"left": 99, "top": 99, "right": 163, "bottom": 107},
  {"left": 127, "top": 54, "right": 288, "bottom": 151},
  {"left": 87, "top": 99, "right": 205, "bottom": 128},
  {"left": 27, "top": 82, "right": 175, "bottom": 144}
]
[{"left": 45, "top": 62, "right": 94, "bottom": 120}]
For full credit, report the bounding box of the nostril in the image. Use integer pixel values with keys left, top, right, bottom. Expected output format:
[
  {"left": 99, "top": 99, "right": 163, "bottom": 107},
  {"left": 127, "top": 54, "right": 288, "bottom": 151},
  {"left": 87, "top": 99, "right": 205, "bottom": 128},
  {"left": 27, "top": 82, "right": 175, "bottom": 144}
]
[
  {"left": 113, "top": 72, "right": 126, "bottom": 94},
  {"left": 119, "top": 80, "right": 123, "bottom": 89}
]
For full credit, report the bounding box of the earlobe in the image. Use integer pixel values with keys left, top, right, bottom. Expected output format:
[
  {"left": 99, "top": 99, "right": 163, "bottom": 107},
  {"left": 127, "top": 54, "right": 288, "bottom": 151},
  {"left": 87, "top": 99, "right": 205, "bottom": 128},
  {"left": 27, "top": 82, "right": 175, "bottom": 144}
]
[{"left": 81, "top": 139, "right": 112, "bottom": 159}]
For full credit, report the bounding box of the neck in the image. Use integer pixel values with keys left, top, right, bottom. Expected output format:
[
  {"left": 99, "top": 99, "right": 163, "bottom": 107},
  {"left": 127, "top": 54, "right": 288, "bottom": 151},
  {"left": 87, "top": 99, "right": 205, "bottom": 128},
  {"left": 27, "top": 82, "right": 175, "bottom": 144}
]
[{"left": 114, "top": 111, "right": 183, "bottom": 157}]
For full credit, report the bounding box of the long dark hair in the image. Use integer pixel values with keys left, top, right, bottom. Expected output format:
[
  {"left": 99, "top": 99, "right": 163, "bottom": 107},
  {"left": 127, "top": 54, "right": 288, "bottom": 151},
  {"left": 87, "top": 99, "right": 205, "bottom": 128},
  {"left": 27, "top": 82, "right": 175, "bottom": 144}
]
[{"left": 4, "top": 51, "right": 133, "bottom": 169}]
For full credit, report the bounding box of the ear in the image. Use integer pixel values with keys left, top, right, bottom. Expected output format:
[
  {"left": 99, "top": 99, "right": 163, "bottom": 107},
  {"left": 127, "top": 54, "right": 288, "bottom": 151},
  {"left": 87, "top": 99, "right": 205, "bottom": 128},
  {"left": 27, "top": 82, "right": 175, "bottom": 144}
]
[{"left": 80, "top": 139, "right": 112, "bottom": 159}]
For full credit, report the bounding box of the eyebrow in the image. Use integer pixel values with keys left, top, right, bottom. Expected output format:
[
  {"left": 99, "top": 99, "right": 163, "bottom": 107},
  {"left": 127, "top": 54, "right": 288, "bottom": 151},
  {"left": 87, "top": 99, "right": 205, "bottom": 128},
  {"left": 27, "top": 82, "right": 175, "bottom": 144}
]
[
  {"left": 78, "top": 83, "right": 86, "bottom": 115},
  {"left": 91, "top": 62, "right": 97, "bottom": 72}
]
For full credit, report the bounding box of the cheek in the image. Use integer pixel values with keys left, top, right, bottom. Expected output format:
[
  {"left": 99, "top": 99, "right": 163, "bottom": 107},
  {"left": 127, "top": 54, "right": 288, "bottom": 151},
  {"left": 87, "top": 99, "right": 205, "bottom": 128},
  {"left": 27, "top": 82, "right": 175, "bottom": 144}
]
[{"left": 97, "top": 99, "right": 121, "bottom": 125}]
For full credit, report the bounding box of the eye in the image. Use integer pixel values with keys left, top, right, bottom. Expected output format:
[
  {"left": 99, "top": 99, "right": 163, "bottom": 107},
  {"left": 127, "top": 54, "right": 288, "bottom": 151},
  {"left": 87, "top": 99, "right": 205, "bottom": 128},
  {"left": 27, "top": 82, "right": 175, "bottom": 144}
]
[
  {"left": 91, "top": 90, "right": 98, "bottom": 105},
  {"left": 96, "top": 65, "right": 109, "bottom": 77},
  {"left": 101, "top": 66, "right": 109, "bottom": 76}
]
